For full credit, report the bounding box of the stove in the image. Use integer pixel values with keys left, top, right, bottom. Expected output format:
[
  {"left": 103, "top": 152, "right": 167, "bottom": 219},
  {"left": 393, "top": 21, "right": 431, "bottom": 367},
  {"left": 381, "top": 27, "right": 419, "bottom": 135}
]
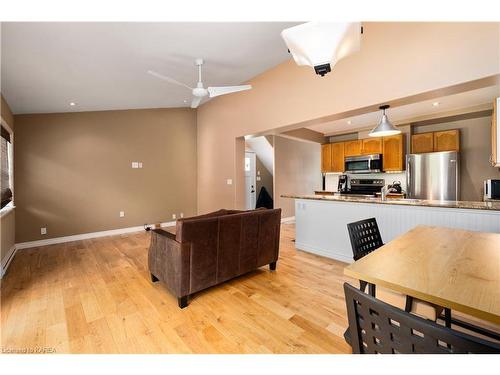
[{"left": 339, "top": 178, "right": 385, "bottom": 197}]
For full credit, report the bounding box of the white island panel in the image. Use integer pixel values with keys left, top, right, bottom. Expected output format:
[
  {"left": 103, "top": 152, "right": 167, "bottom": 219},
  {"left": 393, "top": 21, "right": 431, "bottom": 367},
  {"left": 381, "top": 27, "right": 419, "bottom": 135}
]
[{"left": 294, "top": 199, "right": 500, "bottom": 263}]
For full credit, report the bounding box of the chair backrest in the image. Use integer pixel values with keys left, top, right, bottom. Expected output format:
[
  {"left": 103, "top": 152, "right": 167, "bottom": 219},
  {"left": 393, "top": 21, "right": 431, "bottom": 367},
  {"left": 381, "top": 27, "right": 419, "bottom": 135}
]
[
  {"left": 343, "top": 283, "right": 500, "bottom": 354},
  {"left": 347, "top": 218, "right": 384, "bottom": 261}
]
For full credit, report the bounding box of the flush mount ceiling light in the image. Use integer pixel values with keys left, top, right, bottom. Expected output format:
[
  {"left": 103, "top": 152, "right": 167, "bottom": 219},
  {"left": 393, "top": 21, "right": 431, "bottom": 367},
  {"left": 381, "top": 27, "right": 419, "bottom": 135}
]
[
  {"left": 281, "top": 22, "right": 362, "bottom": 77},
  {"left": 369, "top": 105, "right": 401, "bottom": 137},
  {"left": 69, "top": 102, "right": 76, "bottom": 106}
]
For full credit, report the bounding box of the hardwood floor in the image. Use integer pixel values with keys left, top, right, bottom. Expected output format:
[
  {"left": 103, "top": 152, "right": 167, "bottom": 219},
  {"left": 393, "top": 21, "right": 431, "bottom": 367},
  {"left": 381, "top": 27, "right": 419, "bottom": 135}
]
[{"left": 1, "top": 224, "right": 354, "bottom": 353}]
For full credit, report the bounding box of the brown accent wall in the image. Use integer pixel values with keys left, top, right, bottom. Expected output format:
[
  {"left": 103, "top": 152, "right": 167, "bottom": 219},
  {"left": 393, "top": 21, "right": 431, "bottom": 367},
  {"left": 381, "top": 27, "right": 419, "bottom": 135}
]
[
  {"left": 274, "top": 136, "right": 321, "bottom": 217},
  {"left": 197, "top": 22, "right": 500, "bottom": 213},
  {"left": 413, "top": 115, "right": 500, "bottom": 201},
  {"left": 14, "top": 108, "right": 197, "bottom": 243}
]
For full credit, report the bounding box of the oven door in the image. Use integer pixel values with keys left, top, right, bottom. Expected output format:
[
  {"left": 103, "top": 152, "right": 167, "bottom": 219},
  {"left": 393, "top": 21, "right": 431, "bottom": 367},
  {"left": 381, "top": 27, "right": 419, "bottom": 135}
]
[{"left": 345, "top": 154, "right": 382, "bottom": 174}]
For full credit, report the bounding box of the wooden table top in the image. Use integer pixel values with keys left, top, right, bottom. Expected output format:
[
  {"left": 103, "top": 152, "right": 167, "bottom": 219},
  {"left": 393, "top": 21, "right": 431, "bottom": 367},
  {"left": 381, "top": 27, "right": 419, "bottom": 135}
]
[{"left": 344, "top": 225, "right": 500, "bottom": 324}]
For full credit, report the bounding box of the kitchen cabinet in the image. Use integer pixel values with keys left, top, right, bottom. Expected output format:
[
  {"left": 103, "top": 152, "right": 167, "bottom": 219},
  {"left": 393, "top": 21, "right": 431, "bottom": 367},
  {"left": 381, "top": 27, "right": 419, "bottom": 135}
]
[
  {"left": 434, "top": 129, "right": 459, "bottom": 152},
  {"left": 361, "top": 138, "right": 382, "bottom": 155},
  {"left": 382, "top": 134, "right": 404, "bottom": 171},
  {"left": 344, "top": 140, "right": 362, "bottom": 157},
  {"left": 491, "top": 98, "right": 499, "bottom": 167},
  {"left": 331, "top": 142, "right": 345, "bottom": 172},
  {"left": 321, "top": 143, "right": 332, "bottom": 173},
  {"left": 411, "top": 132, "right": 434, "bottom": 153}
]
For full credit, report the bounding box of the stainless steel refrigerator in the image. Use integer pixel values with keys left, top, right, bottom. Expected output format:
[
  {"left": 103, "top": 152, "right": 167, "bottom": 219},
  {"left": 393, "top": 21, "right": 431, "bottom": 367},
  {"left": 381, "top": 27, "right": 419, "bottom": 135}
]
[{"left": 406, "top": 151, "right": 460, "bottom": 200}]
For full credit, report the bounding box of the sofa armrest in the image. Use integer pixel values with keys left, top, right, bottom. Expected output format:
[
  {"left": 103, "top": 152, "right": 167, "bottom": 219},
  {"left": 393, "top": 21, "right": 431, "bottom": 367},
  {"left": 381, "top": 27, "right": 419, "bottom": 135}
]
[{"left": 148, "top": 229, "right": 190, "bottom": 298}]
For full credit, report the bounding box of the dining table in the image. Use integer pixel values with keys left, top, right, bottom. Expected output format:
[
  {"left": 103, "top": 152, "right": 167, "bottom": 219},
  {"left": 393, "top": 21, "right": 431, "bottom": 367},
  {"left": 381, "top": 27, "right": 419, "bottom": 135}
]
[{"left": 344, "top": 225, "right": 500, "bottom": 326}]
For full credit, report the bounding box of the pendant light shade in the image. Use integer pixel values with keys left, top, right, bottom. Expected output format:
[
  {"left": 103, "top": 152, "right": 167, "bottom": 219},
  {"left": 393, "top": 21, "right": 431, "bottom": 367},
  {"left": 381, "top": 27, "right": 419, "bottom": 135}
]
[{"left": 369, "top": 105, "right": 401, "bottom": 137}]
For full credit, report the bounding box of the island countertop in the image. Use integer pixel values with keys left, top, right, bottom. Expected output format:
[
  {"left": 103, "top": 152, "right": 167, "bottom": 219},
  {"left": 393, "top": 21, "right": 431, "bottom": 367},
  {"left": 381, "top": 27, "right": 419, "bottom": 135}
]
[{"left": 282, "top": 194, "right": 500, "bottom": 211}]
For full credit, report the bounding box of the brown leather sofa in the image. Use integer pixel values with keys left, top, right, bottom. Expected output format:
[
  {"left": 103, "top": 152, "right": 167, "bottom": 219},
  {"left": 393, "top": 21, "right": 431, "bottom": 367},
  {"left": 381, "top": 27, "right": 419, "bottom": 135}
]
[{"left": 148, "top": 208, "right": 282, "bottom": 308}]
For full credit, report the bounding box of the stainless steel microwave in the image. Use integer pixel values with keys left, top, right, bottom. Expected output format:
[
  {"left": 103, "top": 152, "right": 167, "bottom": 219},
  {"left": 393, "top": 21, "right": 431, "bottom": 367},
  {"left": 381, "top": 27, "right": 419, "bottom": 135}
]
[
  {"left": 345, "top": 154, "right": 382, "bottom": 174},
  {"left": 484, "top": 179, "right": 500, "bottom": 200}
]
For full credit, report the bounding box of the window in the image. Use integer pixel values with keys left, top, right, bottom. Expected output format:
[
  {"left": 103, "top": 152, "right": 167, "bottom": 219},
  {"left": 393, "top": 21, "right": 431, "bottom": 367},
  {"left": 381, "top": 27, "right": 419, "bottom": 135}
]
[{"left": 1, "top": 125, "right": 13, "bottom": 209}]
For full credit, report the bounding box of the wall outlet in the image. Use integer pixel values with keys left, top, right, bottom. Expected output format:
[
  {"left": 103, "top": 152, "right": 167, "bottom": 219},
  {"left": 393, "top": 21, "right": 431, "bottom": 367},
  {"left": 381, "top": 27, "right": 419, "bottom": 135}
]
[
  {"left": 180, "top": 212, "right": 184, "bottom": 218},
  {"left": 119, "top": 211, "right": 125, "bottom": 217},
  {"left": 226, "top": 179, "right": 233, "bottom": 185},
  {"left": 172, "top": 214, "right": 176, "bottom": 219},
  {"left": 131, "top": 162, "right": 139, "bottom": 168},
  {"left": 41, "top": 227, "right": 47, "bottom": 235},
  {"left": 256, "top": 176, "right": 261, "bottom": 181}
]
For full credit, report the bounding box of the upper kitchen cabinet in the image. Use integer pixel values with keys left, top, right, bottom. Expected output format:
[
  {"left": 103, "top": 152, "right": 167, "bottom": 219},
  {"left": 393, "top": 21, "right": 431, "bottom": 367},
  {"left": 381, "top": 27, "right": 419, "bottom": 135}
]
[
  {"left": 382, "top": 134, "right": 404, "bottom": 171},
  {"left": 434, "top": 129, "right": 460, "bottom": 152},
  {"left": 321, "top": 143, "right": 332, "bottom": 173},
  {"left": 361, "top": 138, "right": 382, "bottom": 155},
  {"left": 411, "top": 132, "right": 434, "bottom": 153},
  {"left": 344, "top": 140, "right": 362, "bottom": 157},
  {"left": 331, "top": 142, "right": 345, "bottom": 172},
  {"left": 491, "top": 97, "right": 499, "bottom": 167}
]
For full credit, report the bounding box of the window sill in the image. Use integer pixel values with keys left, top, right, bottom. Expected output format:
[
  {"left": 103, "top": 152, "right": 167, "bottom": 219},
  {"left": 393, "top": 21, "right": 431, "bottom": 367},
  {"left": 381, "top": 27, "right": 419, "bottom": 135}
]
[{"left": 0, "top": 203, "right": 15, "bottom": 219}]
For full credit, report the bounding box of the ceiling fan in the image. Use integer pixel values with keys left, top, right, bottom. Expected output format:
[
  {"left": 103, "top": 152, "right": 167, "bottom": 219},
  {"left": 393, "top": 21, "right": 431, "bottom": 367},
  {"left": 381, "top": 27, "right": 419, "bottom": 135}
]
[{"left": 148, "top": 58, "right": 252, "bottom": 108}]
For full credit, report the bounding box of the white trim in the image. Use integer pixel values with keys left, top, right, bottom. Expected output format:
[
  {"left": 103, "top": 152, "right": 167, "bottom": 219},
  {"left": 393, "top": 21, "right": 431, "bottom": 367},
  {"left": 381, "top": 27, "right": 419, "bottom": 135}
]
[
  {"left": 1, "top": 244, "right": 17, "bottom": 278},
  {"left": 281, "top": 216, "right": 295, "bottom": 224},
  {"left": 15, "top": 221, "right": 177, "bottom": 250}
]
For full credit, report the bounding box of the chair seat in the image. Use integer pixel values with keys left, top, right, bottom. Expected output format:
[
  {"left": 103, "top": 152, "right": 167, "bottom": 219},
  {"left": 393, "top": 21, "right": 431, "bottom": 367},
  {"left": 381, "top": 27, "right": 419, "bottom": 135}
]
[{"left": 376, "top": 287, "right": 442, "bottom": 322}]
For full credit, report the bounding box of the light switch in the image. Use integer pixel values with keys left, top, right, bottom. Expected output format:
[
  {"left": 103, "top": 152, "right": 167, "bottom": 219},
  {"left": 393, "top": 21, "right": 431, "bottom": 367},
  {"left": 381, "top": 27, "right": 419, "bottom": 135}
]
[
  {"left": 226, "top": 179, "right": 233, "bottom": 185},
  {"left": 138, "top": 162, "right": 143, "bottom": 168},
  {"left": 132, "top": 162, "right": 139, "bottom": 169},
  {"left": 41, "top": 227, "right": 47, "bottom": 235},
  {"left": 119, "top": 211, "right": 125, "bottom": 217}
]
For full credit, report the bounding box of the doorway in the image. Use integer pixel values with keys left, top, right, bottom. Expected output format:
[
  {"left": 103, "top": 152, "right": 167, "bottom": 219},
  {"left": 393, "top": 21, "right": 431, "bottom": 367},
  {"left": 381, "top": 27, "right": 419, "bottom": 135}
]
[{"left": 244, "top": 151, "right": 256, "bottom": 210}]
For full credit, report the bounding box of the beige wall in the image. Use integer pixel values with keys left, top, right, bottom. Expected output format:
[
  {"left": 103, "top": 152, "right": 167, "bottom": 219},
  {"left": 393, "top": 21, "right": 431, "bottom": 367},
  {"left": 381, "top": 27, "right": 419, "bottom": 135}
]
[
  {"left": 14, "top": 108, "right": 197, "bottom": 243},
  {"left": 1, "top": 94, "right": 16, "bottom": 269},
  {"left": 274, "top": 136, "right": 321, "bottom": 217},
  {"left": 413, "top": 115, "right": 500, "bottom": 201},
  {"left": 197, "top": 22, "right": 500, "bottom": 213}
]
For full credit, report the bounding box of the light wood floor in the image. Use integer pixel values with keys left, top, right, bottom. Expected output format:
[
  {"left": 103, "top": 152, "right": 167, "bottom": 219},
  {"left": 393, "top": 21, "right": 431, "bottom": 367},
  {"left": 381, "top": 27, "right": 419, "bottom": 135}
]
[{"left": 1, "top": 224, "right": 355, "bottom": 353}]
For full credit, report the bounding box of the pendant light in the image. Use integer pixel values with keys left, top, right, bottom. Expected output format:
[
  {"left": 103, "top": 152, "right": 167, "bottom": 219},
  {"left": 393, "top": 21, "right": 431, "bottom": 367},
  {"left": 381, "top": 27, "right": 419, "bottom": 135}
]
[{"left": 369, "top": 105, "right": 401, "bottom": 137}]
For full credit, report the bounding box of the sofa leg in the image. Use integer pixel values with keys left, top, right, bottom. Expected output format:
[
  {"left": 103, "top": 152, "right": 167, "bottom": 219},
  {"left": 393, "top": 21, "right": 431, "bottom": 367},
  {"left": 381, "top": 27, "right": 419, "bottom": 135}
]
[
  {"left": 178, "top": 296, "right": 188, "bottom": 309},
  {"left": 150, "top": 273, "right": 159, "bottom": 283},
  {"left": 269, "top": 262, "right": 277, "bottom": 271}
]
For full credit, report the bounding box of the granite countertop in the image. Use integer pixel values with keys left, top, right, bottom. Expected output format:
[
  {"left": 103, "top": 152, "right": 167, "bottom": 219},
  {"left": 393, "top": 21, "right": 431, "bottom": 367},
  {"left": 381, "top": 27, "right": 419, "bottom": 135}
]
[{"left": 281, "top": 194, "right": 500, "bottom": 211}]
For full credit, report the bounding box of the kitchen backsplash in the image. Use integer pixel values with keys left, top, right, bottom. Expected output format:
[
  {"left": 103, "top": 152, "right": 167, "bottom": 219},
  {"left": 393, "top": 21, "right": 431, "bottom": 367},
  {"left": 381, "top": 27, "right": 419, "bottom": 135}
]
[{"left": 325, "top": 172, "right": 407, "bottom": 192}]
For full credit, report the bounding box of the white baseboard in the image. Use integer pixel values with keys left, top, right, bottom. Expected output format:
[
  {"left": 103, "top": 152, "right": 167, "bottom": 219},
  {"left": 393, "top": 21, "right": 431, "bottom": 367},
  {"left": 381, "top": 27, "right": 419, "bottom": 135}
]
[
  {"left": 15, "top": 221, "right": 176, "bottom": 250},
  {"left": 1, "top": 245, "right": 17, "bottom": 278},
  {"left": 281, "top": 216, "right": 295, "bottom": 224}
]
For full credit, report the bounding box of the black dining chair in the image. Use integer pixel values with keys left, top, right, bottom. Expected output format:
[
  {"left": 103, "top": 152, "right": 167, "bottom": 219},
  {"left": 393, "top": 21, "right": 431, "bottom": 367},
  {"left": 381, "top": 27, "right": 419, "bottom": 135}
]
[
  {"left": 344, "top": 218, "right": 444, "bottom": 347},
  {"left": 343, "top": 282, "right": 500, "bottom": 354}
]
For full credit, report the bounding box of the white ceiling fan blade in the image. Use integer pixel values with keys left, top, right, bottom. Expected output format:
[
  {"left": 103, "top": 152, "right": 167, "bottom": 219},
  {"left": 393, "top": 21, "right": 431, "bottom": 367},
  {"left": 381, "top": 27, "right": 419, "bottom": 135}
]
[
  {"left": 190, "top": 96, "right": 202, "bottom": 109},
  {"left": 147, "top": 70, "right": 193, "bottom": 90},
  {"left": 207, "top": 85, "right": 252, "bottom": 98}
]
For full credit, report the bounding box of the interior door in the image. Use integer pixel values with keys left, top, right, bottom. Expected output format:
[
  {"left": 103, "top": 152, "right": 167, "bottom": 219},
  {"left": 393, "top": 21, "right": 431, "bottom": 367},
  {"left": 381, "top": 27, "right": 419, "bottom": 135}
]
[{"left": 245, "top": 152, "right": 256, "bottom": 210}]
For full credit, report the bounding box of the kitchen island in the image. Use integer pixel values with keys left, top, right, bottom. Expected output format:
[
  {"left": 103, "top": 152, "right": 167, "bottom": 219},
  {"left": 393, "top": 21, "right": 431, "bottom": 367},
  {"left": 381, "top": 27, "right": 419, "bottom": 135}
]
[{"left": 282, "top": 194, "right": 500, "bottom": 263}]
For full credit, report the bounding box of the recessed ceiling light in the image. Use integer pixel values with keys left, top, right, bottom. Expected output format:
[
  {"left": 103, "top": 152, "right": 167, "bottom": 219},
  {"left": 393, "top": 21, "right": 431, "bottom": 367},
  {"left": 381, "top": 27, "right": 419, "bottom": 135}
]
[
  {"left": 347, "top": 120, "right": 352, "bottom": 125},
  {"left": 69, "top": 102, "right": 76, "bottom": 106},
  {"left": 183, "top": 100, "right": 188, "bottom": 103},
  {"left": 432, "top": 101, "right": 440, "bottom": 107}
]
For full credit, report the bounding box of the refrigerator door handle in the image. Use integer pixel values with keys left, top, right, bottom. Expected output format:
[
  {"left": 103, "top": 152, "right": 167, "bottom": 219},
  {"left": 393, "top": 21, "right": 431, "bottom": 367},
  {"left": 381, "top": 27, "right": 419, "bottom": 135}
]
[{"left": 406, "top": 158, "right": 412, "bottom": 198}]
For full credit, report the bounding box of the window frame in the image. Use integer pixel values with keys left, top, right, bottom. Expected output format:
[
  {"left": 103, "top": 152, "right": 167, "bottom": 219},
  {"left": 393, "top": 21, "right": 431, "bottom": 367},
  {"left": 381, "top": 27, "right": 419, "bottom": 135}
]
[{"left": 0, "top": 115, "right": 14, "bottom": 217}]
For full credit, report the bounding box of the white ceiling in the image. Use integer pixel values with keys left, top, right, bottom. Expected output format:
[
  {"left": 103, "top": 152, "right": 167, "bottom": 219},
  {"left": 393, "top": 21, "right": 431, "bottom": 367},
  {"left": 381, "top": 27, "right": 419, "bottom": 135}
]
[
  {"left": 1, "top": 22, "right": 299, "bottom": 114},
  {"left": 307, "top": 85, "right": 499, "bottom": 136}
]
